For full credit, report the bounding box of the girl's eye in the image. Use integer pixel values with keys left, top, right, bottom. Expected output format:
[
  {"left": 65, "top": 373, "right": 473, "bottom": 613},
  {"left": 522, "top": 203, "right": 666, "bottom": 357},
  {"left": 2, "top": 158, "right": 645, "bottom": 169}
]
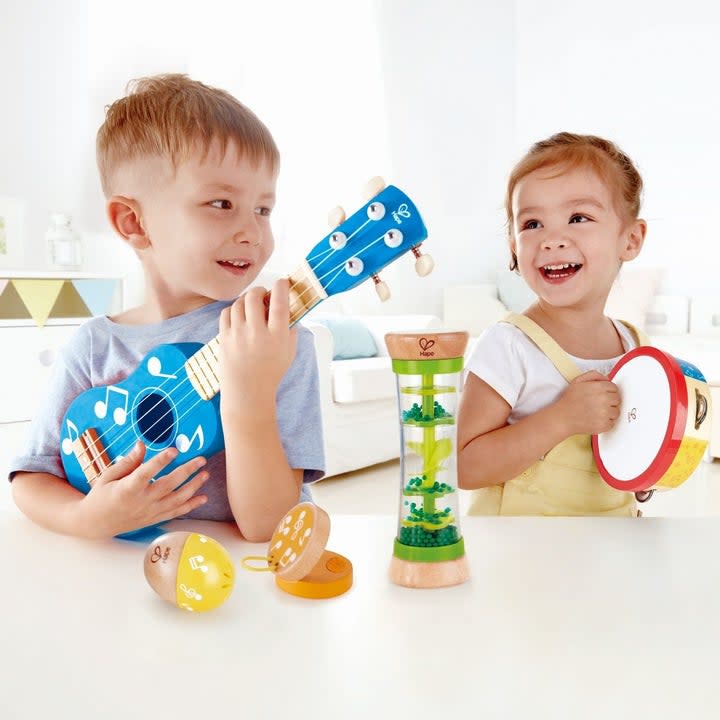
[
  {"left": 209, "top": 199, "right": 233, "bottom": 210},
  {"left": 569, "top": 214, "right": 589, "bottom": 224},
  {"left": 255, "top": 207, "right": 273, "bottom": 217},
  {"left": 522, "top": 219, "right": 541, "bottom": 230}
]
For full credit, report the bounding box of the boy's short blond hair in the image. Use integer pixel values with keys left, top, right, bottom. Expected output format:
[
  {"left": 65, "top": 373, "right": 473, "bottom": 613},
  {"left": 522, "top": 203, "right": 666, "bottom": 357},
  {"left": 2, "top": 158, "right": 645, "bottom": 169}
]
[{"left": 96, "top": 73, "right": 280, "bottom": 196}]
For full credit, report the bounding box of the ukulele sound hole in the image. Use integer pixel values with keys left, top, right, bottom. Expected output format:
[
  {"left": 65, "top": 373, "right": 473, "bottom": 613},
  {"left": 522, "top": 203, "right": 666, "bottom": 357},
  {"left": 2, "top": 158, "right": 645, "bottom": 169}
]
[{"left": 136, "top": 393, "right": 175, "bottom": 445}]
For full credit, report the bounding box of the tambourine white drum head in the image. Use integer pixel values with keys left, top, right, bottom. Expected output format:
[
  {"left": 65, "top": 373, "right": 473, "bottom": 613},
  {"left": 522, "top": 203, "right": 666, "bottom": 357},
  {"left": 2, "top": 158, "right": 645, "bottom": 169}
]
[{"left": 592, "top": 347, "right": 710, "bottom": 493}]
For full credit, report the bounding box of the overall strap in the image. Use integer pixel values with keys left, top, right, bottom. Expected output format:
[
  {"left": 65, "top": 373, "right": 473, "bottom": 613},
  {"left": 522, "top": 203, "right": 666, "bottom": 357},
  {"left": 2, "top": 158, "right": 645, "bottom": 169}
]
[
  {"left": 616, "top": 319, "right": 650, "bottom": 347},
  {"left": 502, "top": 312, "right": 582, "bottom": 383}
]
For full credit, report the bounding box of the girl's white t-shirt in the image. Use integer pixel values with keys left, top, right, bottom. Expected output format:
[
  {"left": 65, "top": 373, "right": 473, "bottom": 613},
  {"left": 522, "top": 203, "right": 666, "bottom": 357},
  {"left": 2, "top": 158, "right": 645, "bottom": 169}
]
[{"left": 465, "top": 319, "right": 638, "bottom": 424}]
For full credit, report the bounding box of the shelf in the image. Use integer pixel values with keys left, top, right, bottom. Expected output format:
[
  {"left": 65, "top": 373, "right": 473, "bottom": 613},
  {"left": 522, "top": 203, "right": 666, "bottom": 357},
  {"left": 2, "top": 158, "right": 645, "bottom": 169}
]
[{"left": 0, "top": 270, "right": 123, "bottom": 279}]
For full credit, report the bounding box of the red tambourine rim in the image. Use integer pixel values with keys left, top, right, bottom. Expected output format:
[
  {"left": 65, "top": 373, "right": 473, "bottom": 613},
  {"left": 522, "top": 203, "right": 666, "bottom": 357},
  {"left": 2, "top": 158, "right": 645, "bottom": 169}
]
[{"left": 591, "top": 346, "right": 688, "bottom": 491}]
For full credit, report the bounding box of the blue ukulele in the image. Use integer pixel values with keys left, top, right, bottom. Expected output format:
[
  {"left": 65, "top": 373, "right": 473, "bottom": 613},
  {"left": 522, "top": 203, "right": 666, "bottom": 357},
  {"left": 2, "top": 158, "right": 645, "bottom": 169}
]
[{"left": 59, "top": 185, "right": 432, "bottom": 535}]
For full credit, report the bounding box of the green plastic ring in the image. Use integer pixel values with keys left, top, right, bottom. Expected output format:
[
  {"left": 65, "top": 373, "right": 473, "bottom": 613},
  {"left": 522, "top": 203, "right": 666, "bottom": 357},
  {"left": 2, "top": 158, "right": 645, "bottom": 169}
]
[
  {"left": 392, "top": 537, "right": 466, "bottom": 563},
  {"left": 392, "top": 358, "right": 464, "bottom": 375}
]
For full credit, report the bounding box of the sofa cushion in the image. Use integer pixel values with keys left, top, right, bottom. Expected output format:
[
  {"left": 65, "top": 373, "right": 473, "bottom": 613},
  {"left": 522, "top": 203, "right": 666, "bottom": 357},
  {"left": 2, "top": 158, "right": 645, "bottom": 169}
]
[
  {"left": 307, "top": 315, "right": 378, "bottom": 360},
  {"left": 351, "top": 313, "right": 443, "bottom": 356},
  {"left": 605, "top": 266, "right": 662, "bottom": 331},
  {"left": 496, "top": 271, "right": 537, "bottom": 312},
  {"left": 443, "top": 285, "right": 508, "bottom": 337},
  {"left": 331, "top": 356, "right": 395, "bottom": 403}
]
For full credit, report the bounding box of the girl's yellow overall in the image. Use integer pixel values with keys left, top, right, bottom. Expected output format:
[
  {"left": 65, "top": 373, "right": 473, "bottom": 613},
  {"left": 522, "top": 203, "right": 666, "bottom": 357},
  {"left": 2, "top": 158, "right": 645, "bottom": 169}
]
[{"left": 467, "top": 313, "right": 647, "bottom": 517}]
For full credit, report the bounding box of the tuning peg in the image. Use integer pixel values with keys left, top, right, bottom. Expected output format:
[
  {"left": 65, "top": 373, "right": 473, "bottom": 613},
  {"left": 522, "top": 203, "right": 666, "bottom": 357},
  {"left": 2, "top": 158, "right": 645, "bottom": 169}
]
[
  {"left": 411, "top": 245, "right": 434, "bottom": 277},
  {"left": 362, "top": 176, "right": 386, "bottom": 201},
  {"left": 372, "top": 273, "right": 391, "bottom": 302},
  {"left": 328, "top": 205, "right": 345, "bottom": 229}
]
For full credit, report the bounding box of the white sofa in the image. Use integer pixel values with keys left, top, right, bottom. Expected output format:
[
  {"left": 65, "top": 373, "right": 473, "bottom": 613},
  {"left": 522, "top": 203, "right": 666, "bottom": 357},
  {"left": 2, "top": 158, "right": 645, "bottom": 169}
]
[{"left": 304, "top": 313, "right": 442, "bottom": 477}]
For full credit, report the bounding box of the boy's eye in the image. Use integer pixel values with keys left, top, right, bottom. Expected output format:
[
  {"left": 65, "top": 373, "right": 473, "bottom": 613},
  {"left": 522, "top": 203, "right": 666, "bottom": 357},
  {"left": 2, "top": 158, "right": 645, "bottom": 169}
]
[
  {"left": 209, "top": 199, "right": 232, "bottom": 210},
  {"left": 255, "top": 207, "right": 273, "bottom": 217},
  {"left": 569, "top": 214, "right": 590, "bottom": 224},
  {"left": 522, "top": 219, "right": 541, "bottom": 230}
]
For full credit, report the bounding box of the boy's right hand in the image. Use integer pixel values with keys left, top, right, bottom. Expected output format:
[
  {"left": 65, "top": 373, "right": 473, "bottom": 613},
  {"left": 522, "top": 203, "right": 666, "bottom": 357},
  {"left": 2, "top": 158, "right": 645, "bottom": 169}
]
[
  {"left": 555, "top": 370, "right": 621, "bottom": 436},
  {"left": 76, "top": 441, "right": 209, "bottom": 539}
]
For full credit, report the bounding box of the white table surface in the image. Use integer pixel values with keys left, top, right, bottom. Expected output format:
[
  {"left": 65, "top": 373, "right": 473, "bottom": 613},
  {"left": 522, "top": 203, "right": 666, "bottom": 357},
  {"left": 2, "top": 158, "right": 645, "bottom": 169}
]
[{"left": 2, "top": 510, "right": 720, "bottom": 720}]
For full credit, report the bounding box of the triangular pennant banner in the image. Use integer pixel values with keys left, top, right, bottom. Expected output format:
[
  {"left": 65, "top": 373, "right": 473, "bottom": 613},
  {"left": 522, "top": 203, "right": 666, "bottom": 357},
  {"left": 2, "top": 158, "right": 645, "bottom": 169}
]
[
  {"left": 71, "top": 278, "right": 117, "bottom": 317},
  {"left": 0, "top": 280, "right": 30, "bottom": 319},
  {"left": 11, "top": 279, "right": 65, "bottom": 327},
  {"left": 0, "top": 279, "right": 7, "bottom": 296},
  {"left": 51, "top": 281, "right": 90, "bottom": 318}
]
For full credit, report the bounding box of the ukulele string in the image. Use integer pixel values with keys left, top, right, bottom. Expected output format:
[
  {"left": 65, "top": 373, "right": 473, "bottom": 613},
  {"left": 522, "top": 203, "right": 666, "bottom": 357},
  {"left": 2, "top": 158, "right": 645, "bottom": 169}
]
[
  {"left": 88, "top": 384, "right": 214, "bottom": 483},
  {"left": 306, "top": 217, "right": 371, "bottom": 267}
]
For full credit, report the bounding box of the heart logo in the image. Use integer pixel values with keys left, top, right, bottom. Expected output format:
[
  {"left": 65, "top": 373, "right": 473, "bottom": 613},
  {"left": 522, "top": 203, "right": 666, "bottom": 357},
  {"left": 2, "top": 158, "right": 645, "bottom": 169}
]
[{"left": 418, "top": 338, "right": 435, "bottom": 351}]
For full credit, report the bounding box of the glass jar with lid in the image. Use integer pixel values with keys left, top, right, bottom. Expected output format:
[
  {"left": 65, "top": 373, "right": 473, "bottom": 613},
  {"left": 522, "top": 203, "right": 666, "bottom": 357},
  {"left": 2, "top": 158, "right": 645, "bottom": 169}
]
[{"left": 46, "top": 213, "right": 82, "bottom": 268}]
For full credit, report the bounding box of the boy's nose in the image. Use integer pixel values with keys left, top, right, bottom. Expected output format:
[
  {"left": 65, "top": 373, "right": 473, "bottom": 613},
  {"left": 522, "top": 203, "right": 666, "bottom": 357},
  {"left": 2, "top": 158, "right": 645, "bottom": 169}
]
[{"left": 233, "top": 228, "right": 260, "bottom": 247}]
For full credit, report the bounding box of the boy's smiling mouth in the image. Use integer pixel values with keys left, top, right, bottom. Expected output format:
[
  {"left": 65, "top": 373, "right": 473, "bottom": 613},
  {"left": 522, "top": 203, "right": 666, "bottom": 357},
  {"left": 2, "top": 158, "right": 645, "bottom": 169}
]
[
  {"left": 217, "top": 258, "right": 252, "bottom": 275},
  {"left": 540, "top": 262, "right": 583, "bottom": 282}
]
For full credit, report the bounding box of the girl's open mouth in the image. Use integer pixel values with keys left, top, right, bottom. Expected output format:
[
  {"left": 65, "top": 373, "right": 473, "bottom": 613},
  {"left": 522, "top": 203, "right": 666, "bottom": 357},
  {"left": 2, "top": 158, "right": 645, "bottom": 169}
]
[{"left": 540, "top": 262, "right": 582, "bottom": 282}]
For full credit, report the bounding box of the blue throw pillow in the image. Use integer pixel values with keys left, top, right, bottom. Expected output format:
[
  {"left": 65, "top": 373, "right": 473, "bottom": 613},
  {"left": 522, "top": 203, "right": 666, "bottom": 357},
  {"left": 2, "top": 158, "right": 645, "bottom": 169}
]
[{"left": 311, "top": 316, "right": 378, "bottom": 360}]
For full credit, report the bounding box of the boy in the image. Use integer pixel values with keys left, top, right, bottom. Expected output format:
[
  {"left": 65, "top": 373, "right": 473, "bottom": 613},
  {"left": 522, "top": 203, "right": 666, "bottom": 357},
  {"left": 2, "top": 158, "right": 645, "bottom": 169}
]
[{"left": 9, "top": 74, "right": 325, "bottom": 541}]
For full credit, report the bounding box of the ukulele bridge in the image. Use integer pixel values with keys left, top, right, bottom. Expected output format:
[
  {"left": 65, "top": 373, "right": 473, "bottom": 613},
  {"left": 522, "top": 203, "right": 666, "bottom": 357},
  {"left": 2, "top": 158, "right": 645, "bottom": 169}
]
[{"left": 72, "top": 428, "right": 111, "bottom": 485}]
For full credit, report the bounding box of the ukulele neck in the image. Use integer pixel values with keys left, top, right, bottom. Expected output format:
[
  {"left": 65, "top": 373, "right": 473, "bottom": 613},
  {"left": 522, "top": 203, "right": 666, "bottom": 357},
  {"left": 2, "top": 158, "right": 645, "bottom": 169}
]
[
  {"left": 185, "top": 260, "right": 327, "bottom": 401},
  {"left": 288, "top": 260, "right": 327, "bottom": 325}
]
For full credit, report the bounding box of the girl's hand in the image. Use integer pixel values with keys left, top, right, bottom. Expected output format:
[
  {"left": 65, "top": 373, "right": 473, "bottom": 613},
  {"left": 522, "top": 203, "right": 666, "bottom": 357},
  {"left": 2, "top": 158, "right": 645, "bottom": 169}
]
[
  {"left": 218, "top": 277, "right": 298, "bottom": 416},
  {"left": 554, "top": 370, "right": 621, "bottom": 436},
  {"left": 77, "top": 441, "right": 208, "bottom": 538}
]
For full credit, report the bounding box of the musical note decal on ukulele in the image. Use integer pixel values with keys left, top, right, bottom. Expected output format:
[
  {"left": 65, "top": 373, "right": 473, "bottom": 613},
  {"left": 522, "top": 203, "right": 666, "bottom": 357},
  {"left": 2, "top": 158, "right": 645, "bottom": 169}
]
[
  {"left": 59, "top": 184, "right": 431, "bottom": 538},
  {"left": 175, "top": 425, "right": 204, "bottom": 454},
  {"left": 60, "top": 419, "right": 79, "bottom": 457},
  {"left": 94, "top": 386, "right": 129, "bottom": 424}
]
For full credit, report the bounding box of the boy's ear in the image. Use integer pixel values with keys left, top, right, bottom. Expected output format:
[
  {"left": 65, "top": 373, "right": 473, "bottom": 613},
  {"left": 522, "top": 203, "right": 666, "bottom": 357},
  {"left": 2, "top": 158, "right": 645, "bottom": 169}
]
[
  {"left": 106, "top": 196, "right": 150, "bottom": 250},
  {"left": 620, "top": 218, "right": 647, "bottom": 261}
]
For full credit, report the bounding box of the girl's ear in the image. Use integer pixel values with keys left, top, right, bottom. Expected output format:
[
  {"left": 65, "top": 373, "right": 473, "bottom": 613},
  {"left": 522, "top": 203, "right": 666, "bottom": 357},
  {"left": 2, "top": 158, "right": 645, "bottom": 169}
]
[
  {"left": 509, "top": 236, "right": 519, "bottom": 271},
  {"left": 620, "top": 218, "right": 647, "bottom": 261},
  {"left": 106, "top": 196, "right": 150, "bottom": 250}
]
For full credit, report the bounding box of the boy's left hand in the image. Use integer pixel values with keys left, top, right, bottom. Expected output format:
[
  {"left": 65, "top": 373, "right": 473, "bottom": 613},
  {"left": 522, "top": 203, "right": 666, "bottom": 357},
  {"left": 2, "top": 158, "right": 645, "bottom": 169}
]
[{"left": 218, "top": 277, "right": 297, "bottom": 415}]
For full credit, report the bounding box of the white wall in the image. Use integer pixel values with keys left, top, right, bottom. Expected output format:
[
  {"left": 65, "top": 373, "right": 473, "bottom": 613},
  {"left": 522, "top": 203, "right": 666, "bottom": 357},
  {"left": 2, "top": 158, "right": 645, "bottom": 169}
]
[
  {"left": 0, "top": 1, "right": 94, "bottom": 265},
  {"left": 366, "top": 0, "right": 516, "bottom": 317},
  {"left": 372, "top": 0, "right": 720, "bottom": 312},
  {"left": 1, "top": 0, "right": 392, "bottom": 285},
  {"left": 514, "top": 0, "right": 720, "bottom": 296},
  {"left": 2, "top": 0, "right": 718, "bottom": 313}
]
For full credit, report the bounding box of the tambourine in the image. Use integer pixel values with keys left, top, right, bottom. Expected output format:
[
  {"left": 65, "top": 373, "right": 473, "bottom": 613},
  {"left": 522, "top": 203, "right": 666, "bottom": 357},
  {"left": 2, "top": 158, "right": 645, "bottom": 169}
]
[{"left": 592, "top": 346, "right": 711, "bottom": 501}]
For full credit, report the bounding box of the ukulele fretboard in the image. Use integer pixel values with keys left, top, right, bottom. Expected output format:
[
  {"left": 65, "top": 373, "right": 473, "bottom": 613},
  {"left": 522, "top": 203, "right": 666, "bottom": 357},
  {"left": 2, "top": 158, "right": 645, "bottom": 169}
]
[
  {"left": 184, "top": 260, "right": 327, "bottom": 401},
  {"left": 288, "top": 259, "right": 327, "bottom": 325}
]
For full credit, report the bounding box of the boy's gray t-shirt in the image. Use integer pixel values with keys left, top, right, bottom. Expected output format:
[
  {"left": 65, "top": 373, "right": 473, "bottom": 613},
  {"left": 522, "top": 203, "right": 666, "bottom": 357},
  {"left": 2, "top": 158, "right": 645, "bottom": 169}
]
[{"left": 8, "top": 300, "right": 325, "bottom": 520}]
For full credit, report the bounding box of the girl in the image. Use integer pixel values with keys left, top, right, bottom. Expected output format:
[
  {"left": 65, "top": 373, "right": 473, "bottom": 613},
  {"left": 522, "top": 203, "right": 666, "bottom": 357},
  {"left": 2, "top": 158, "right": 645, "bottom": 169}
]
[{"left": 457, "top": 132, "right": 648, "bottom": 516}]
